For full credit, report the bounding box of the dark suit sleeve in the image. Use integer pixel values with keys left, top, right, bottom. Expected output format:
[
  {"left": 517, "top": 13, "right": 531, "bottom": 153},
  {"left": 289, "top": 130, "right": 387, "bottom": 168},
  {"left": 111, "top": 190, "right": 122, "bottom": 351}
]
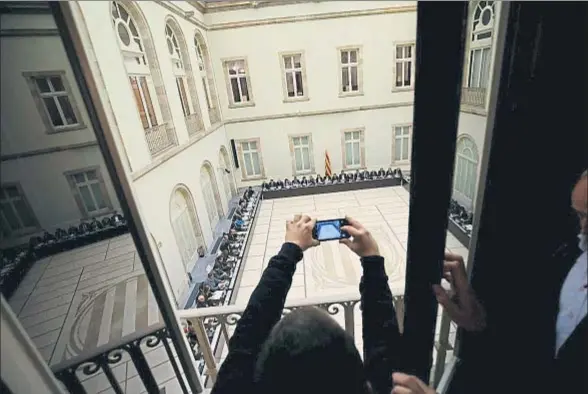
[
  {"left": 360, "top": 256, "right": 403, "bottom": 394},
  {"left": 211, "top": 242, "right": 302, "bottom": 394}
]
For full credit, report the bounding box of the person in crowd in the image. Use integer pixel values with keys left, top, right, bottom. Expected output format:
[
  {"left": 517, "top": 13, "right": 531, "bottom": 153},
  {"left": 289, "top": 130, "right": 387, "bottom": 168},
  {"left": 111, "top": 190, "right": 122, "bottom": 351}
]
[
  {"left": 267, "top": 179, "right": 276, "bottom": 190},
  {"left": 292, "top": 176, "right": 301, "bottom": 188},
  {"left": 433, "top": 170, "right": 587, "bottom": 393},
  {"left": 196, "top": 294, "right": 208, "bottom": 308},
  {"left": 198, "top": 245, "right": 206, "bottom": 258},
  {"left": 386, "top": 167, "right": 394, "bottom": 177},
  {"left": 300, "top": 176, "right": 308, "bottom": 187},
  {"left": 211, "top": 215, "right": 435, "bottom": 394},
  {"left": 370, "top": 169, "right": 378, "bottom": 179},
  {"left": 378, "top": 167, "right": 386, "bottom": 178},
  {"left": 325, "top": 174, "right": 333, "bottom": 184},
  {"left": 185, "top": 320, "right": 198, "bottom": 345},
  {"left": 284, "top": 178, "right": 292, "bottom": 189},
  {"left": 362, "top": 169, "right": 370, "bottom": 180},
  {"left": 276, "top": 179, "right": 284, "bottom": 189},
  {"left": 261, "top": 181, "right": 269, "bottom": 191},
  {"left": 316, "top": 174, "right": 324, "bottom": 185},
  {"left": 308, "top": 176, "right": 316, "bottom": 186},
  {"left": 247, "top": 186, "right": 255, "bottom": 198},
  {"left": 187, "top": 272, "right": 193, "bottom": 284},
  {"left": 393, "top": 168, "right": 403, "bottom": 179}
]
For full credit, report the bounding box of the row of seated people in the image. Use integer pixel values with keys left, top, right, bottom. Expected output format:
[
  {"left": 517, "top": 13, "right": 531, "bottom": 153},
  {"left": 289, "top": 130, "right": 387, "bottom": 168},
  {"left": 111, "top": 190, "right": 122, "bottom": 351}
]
[
  {"left": 261, "top": 167, "right": 404, "bottom": 190},
  {"left": 193, "top": 187, "right": 258, "bottom": 309},
  {"left": 449, "top": 199, "right": 474, "bottom": 235}
]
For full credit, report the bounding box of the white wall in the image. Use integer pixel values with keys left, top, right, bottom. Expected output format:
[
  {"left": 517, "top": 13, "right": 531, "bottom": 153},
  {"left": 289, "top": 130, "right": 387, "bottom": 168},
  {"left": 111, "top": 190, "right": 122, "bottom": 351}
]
[
  {"left": 207, "top": 4, "right": 417, "bottom": 121},
  {"left": 131, "top": 127, "right": 232, "bottom": 299}
]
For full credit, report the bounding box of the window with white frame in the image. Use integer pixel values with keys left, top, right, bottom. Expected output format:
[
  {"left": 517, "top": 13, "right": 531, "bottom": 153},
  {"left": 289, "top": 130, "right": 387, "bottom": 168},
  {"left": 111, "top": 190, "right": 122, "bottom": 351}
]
[
  {"left": 395, "top": 44, "right": 415, "bottom": 88},
  {"left": 67, "top": 169, "right": 111, "bottom": 216},
  {"left": 225, "top": 59, "right": 252, "bottom": 106},
  {"left": 170, "top": 188, "right": 202, "bottom": 267},
  {"left": 282, "top": 53, "right": 305, "bottom": 99},
  {"left": 166, "top": 23, "right": 194, "bottom": 118},
  {"left": 291, "top": 135, "right": 312, "bottom": 173},
  {"left": 453, "top": 136, "right": 479, "bottom": 200},
  {"left": 129, "top": 75, "right": 158, "bottom": 129},
  {"left": 393, "top": 125, "right": 412, "bottom": 162},
  {"left": 344, "top": 130, "right": 363, "bottom": 167},
  {"left": 467, "top": 1, "right": 495, "bottom": 88},
  {"left": 195, "top": 35, "right": 217, "bottom": 112},
  {"left": 28, "top": 73, "right": 81, "bottom": 132},
  {"left": 340, "top": 48, "right": 361, "bottom": 94},
  {"left": 241, "top": 141, "right": 262, "bottom": 178},
  {"left": 0, "top": 184, "right": 38, "bottom": 237}
]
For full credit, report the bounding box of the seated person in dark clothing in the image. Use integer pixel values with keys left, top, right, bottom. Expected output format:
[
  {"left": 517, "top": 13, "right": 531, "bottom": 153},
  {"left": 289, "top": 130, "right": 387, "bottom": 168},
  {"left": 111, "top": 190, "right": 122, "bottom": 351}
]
[
  {"left": 362, "top": 170, "right": 370, "bottom": 180},
  {"left": 393, "top": 168, "right": 403, "bottom": 179},
  {"left": 284, "top": 178, "right": 292, "bottom": 188},
  {"left": 386, "top": 167, "right": 394, "bottom": 177},
  {"left": 246, "top": 186, "right": 254, "bottom": 198},
  {"left": 352, "top": 169, "right": 361, "bottom": 182},
  {"left": 325, "top": 174, "right": 333, "bottom": 184},
  {"left": 331, "top": 173, "right": 339, "bottom": 183},
  {"left": 261, "top": 181, "right": 269, "bottom": 191},
  {"left": 315, "top": 174, "right": 324, "bottom": 184},
  {"left": 369, "top": 169, "right": 378, "bottom": 179},
  {"left": 292, "top": 176, "right": 301, "bottom": 188},
  {"left": 68, "top": 225, "right": 80, "bottom": 238},
  {"left": 268, "top": 179, "right": 276, "bottom": 190},
  {"left": 199, "top": 283, "right": 213, "bottom": 298},
  {"left": 197, "top": 245, "right": 206, "bottom": 258},
  {"left": 300, "top": 176, "right": 309, "bottom": 187},
  {"left": 308, "top": 176, "right": 316, "bottom": 186},
  {"left": 196, "top": 294, "right": 208, "bottom": 308},
  {"left": 210, "top": 215, "right": 434, "bottom": 394},
  {"left": 275, "top": 179, "right": 284, "bottom": 189},
  {"left": 378, "top": 167, "right": 386, "bottom": 178}
]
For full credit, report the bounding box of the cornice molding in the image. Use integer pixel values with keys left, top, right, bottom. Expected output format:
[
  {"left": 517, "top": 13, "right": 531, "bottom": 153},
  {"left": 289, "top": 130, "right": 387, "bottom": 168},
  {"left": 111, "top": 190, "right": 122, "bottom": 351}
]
[{"left": 1, "top": 141, "right": 99, "bottom": 162}]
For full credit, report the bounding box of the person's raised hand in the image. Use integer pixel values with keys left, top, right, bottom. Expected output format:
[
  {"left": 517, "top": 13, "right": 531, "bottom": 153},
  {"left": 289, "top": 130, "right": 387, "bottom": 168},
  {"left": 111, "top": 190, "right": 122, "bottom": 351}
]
[
  {"left": 339, "top": 216, "right": 380, "bottom": 257},
  {"left": 391, "top": 373, "right": 436, "bottom": 394},
  {"left": 432, "top": 252, "right": 486, "bottom": 332},
  {"left": 285, "top": 214, "right": 319, "bottom": 252}
]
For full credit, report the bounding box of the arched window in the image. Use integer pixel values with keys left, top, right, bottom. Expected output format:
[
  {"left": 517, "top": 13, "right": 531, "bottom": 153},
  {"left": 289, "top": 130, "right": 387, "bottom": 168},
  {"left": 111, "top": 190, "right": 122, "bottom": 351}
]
[
  {"left": 467, "top": 1, "right": 495, "bottom": 88},
  {"left": 219, "top": 146, "right": 237, "bottom": 200},
  {"left": 165, "top": 18, "right": 203, "bottom": 137},
  {"left": 200, "top": 162, "right": 224, "bottom": 230},
  {"left": 453, "top": 136, "right": 480, "bottom": 201},
  {"left": 194, "top": 32, "right": 221, "bottom": 124},
  {"left": 170, "top": 186, "right": 204, "bottom": 267},
  {"left": 111, "top": 1, "right": 177, "bottom": 156}
]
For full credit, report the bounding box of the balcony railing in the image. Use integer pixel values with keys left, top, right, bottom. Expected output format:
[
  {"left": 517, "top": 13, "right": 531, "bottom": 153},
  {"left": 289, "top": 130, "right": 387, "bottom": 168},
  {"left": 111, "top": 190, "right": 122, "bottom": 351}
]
[
  {"left": 51, "top": 294, "right": 454, "bottom": 393},
  {"left": 185, "top": 113, "right": 203, "bottom": 137},
  {"left": 145, "top": 123, "right": 177, "bottom": 156},
  {"left": 460, "top": 87, "right": 487, "bottom": 108}
]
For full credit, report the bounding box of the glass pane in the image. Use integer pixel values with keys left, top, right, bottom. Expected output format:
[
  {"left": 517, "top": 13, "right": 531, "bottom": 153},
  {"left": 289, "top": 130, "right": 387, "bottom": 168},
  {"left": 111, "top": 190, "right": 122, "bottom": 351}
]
[
  {"left": 480, "top": 47, "right": 491, "bottom": 88},
  {"left": 340, "top": 50, "right": 348, "bottom": 64},
  {"left": 353, "top": 142, "right": 360, "bottom": 165},
  {"left": 406, "top": 45, "right": 412, "bottom": 58},
  {"left": 79, "top": 185, "right": 97, "bottom": 212},
  {"left": 351, "top": 67, "right": 358, "bottom": 91},
  {"left": 250, "top": 141, "right": 257, "bottom": 150},
  {"left": 396, "top": 47, "right": 403, "bottom": 59},
  {"left": 44, "top": 98, "right": 63, "bottom": 126},
  {"left": 344, "top": 132, "right": 351, "bottom": 141},
  {"left": 128, "top": 19, "right": 138, "bottom": 37},
  {"left": 402, "top": 137, "right": 409, "bottom": 160},
  {"left": 73, "top": 173, "right": 85, "bottom": 183},
  {"left": 395, "top": 139, "right": 402, "bottom": 160},
  {"left": 230, "top": 78, "right": 241, "bottom": 103},
  {"left": 90, "top": 183, "right": 107, "bottom": 209},
  {"left": 252, "top": 152, "right": 261, "bottom": 175},
  {"left": 284, "top": 56, "right": 292, "bottom": 69},
  {"left": 301, "top": 136, "right": 308, "bottom": 145},
  {"left": 292, "top": 137, "right": 299, "bottom": 146},
  {"left": 286, "top": 73, "right": 295, "bottom": 97},
  {"left": 35, "top": 77, "right": 51, "bottom": 93},
  {"left": 295, "top": 71, "right": 303, "bottom": 95},
  {"left": 353, "top": 131, "right": 360, "bottom": 140},
  {"left": 293, "top": 55, "right": 301, "bottom": 68},
  {"left": 470, "top": 50, "right": 482, "bottom": 87},
  {"left": 295, "top": 149, "right": 302, "bottom": 171},
  {"left": 396, "top": 63, "right": 403, "bottom": 87},
  {"left": 5, "top": 186, "right": 19, "bottom": 198},
  {"left": 49, "top": 76, "right": 65, "bottom": 92},
  {"left": 139, "top": 77, "right": 157, "bottom": 127},
  {"left": 118, "top": 23, "right": 131, "bottom": 46},
  {"left": 404, "top": 62, "right": 411, "bottom": 86},
  {"left": 129, "top": 76, "right": 149, "bottom": 129},
  {"left": 341, "top": 68, "right": 349, "bottom": 91},
  {"left": 57, "top": 96, "right": 77, "bottom": 125},
  {"left": 239, "top": 77, "right": 249, "bottom": 101},
  {"left": 13, "top": 200, "right": 36, "bottom": 227},
  {"left": 302, "top": 147, "right": 310, "bottom": 169},
  {"left": 86, "top": 170, "right": 97, "bottom": 181},
  {"left": 350, "top": 50, "right": 357, "bottom": 63},
  {"left": 244, "top": 153, "right": 253, "bottom": 175},
  {"left": 118, "top": 3, "right": 129, "bottom": 21},
  {"left": 345, "top": 143, "right": 353, "bottom": 165},
  {"left": 395, "top": 127, "right": 402, "bottom": 137},
  {"left": 1, "top": 203, "right": 20, "bottom": 230}
]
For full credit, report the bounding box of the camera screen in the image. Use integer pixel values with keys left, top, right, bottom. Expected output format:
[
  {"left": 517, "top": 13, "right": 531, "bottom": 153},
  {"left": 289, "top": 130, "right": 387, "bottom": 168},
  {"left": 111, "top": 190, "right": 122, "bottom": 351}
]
[{"left": 315, "top": 220, "right": 343, "bottom": 241}]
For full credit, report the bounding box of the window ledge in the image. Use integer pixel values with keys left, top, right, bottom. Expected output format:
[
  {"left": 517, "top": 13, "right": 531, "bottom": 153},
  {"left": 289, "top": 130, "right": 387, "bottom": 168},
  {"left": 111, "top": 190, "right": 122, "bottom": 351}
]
[
  {"left": 283, "top": 96, "right": 310, "bottom": 103},
  {"left": 47, "top": 123, "right": 87, "bottom": 134},
  {"left": 391, "top": 87, "right": 414, "bottom": 92},
  {"left": 242, "top": 175, "right": 266, "bottom": 182},
  {"left": 228, "top": 102, "right": 255, "bottom": 109},
  {"left": 338, "top": 91, "right": 364, "bottom": 98}
]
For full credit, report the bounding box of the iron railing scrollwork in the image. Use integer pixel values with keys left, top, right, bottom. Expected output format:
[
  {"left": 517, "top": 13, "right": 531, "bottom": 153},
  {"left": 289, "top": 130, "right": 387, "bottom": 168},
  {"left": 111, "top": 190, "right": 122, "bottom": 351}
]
[
  {"left": 460, "top": 87, "right": 486, "bottom": 108},
  {"left": 51, "top": 324, "right": 189, "bottom": 394},
  {"left": 145, "top": 123, "right": 177, "bottom": 156}
]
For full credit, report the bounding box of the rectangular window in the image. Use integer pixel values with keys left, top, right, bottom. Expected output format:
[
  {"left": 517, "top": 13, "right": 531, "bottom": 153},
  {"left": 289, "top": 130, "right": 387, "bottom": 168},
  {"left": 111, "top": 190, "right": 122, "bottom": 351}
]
[
  {"left": 67, "top": 169, "right": 111, "bottom": 216},
  {"left": 0, "top": 184, "right": 38, "bottom": 237},
  {"left": 28, "top": 73, "right": 82, "bottom": 132},
  {"left": 176, "top": 77, "right": 191, "bottom": 116},
  {"left": 225, "top": 59, "right": 252, "bottom": 106},
  {"left": 241, "top": 141, "right": 262, "bottom": 178},
  {"left": 467, "top": 47, "right": 491, "bottom": 88},
  {"left": 282, "top": 53, "right": 306, "bottom": 99},
  {"left": 344, "top": 130, "right": 362, "bottom": 168},
  {"left": 340, "top": 48, "right": 361, "bottom": 94},
  {"left": 393, "top": 125, "right": 412, "bottom": 162},
  {"left": 130, "top": 75, "right": 158, "bottom": 129},
  {"left": 395, "top": 44, "right": 415, "bottom": 88},
  {"left": 291, "top": 135, "right": 312, "bottom": 173}
]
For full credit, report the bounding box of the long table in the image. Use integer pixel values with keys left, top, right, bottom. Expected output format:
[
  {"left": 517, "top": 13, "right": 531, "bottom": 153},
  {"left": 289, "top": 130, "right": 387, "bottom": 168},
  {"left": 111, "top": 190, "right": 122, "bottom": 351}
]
[{"left": 262, "top": 177, "right": 404, "bottom": 199}]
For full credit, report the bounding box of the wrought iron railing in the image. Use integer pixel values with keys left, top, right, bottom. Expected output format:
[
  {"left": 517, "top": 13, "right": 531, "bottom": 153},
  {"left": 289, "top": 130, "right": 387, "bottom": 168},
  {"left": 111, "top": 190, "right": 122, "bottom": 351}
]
[
  {"left": 145, "top": 124, "right": 177, "bottom": 156},
  {"left": 51, "top": 323, "right": 190, "bottom": 394},
  {"left": 185, "top": 113, "right": 203, "bottom": 137},
  {"left": 460, "top": 87, "right": 486, "bottom": 108}
]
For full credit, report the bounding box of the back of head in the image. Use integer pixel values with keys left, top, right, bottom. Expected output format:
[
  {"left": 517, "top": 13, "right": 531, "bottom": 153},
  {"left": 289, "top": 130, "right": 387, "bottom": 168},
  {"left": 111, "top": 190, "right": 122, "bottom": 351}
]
[{"left": 254, "top": 307, "right": 369, "bottom": 394}]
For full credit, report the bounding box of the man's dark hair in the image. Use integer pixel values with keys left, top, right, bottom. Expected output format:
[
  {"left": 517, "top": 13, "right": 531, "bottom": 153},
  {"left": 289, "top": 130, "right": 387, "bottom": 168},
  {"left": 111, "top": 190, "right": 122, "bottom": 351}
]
[{"left": 254, "top": 307, "right": 370, "bottom": 394}]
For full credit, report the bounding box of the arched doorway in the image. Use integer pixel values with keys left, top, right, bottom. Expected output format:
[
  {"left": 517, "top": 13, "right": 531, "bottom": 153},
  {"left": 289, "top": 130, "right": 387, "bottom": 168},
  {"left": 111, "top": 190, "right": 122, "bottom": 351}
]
[
  {"left": 219, "top": 146, "right": 237, "bottom": 200},
  {"left": 169, "top": 186, "right": 204, "bottom": 268},
  {"left": 453, "top": 135, "right": 480, "bottom": 207},
  {"left": 200, "top": 162, "right": 224, "bottom": 230}
]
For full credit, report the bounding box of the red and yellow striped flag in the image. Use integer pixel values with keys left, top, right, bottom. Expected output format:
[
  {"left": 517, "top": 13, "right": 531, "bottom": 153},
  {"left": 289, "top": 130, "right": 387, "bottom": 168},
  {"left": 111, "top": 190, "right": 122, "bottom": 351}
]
[{"left": 325, "top": 150, "right": 332, "bottom": 177}]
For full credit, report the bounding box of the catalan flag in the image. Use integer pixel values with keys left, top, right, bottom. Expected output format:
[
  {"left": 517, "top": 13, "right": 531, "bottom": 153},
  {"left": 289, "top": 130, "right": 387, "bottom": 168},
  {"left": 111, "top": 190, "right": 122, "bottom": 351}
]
[{"left": 325, "top": 150, "right": 332, "bottom": 177}]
